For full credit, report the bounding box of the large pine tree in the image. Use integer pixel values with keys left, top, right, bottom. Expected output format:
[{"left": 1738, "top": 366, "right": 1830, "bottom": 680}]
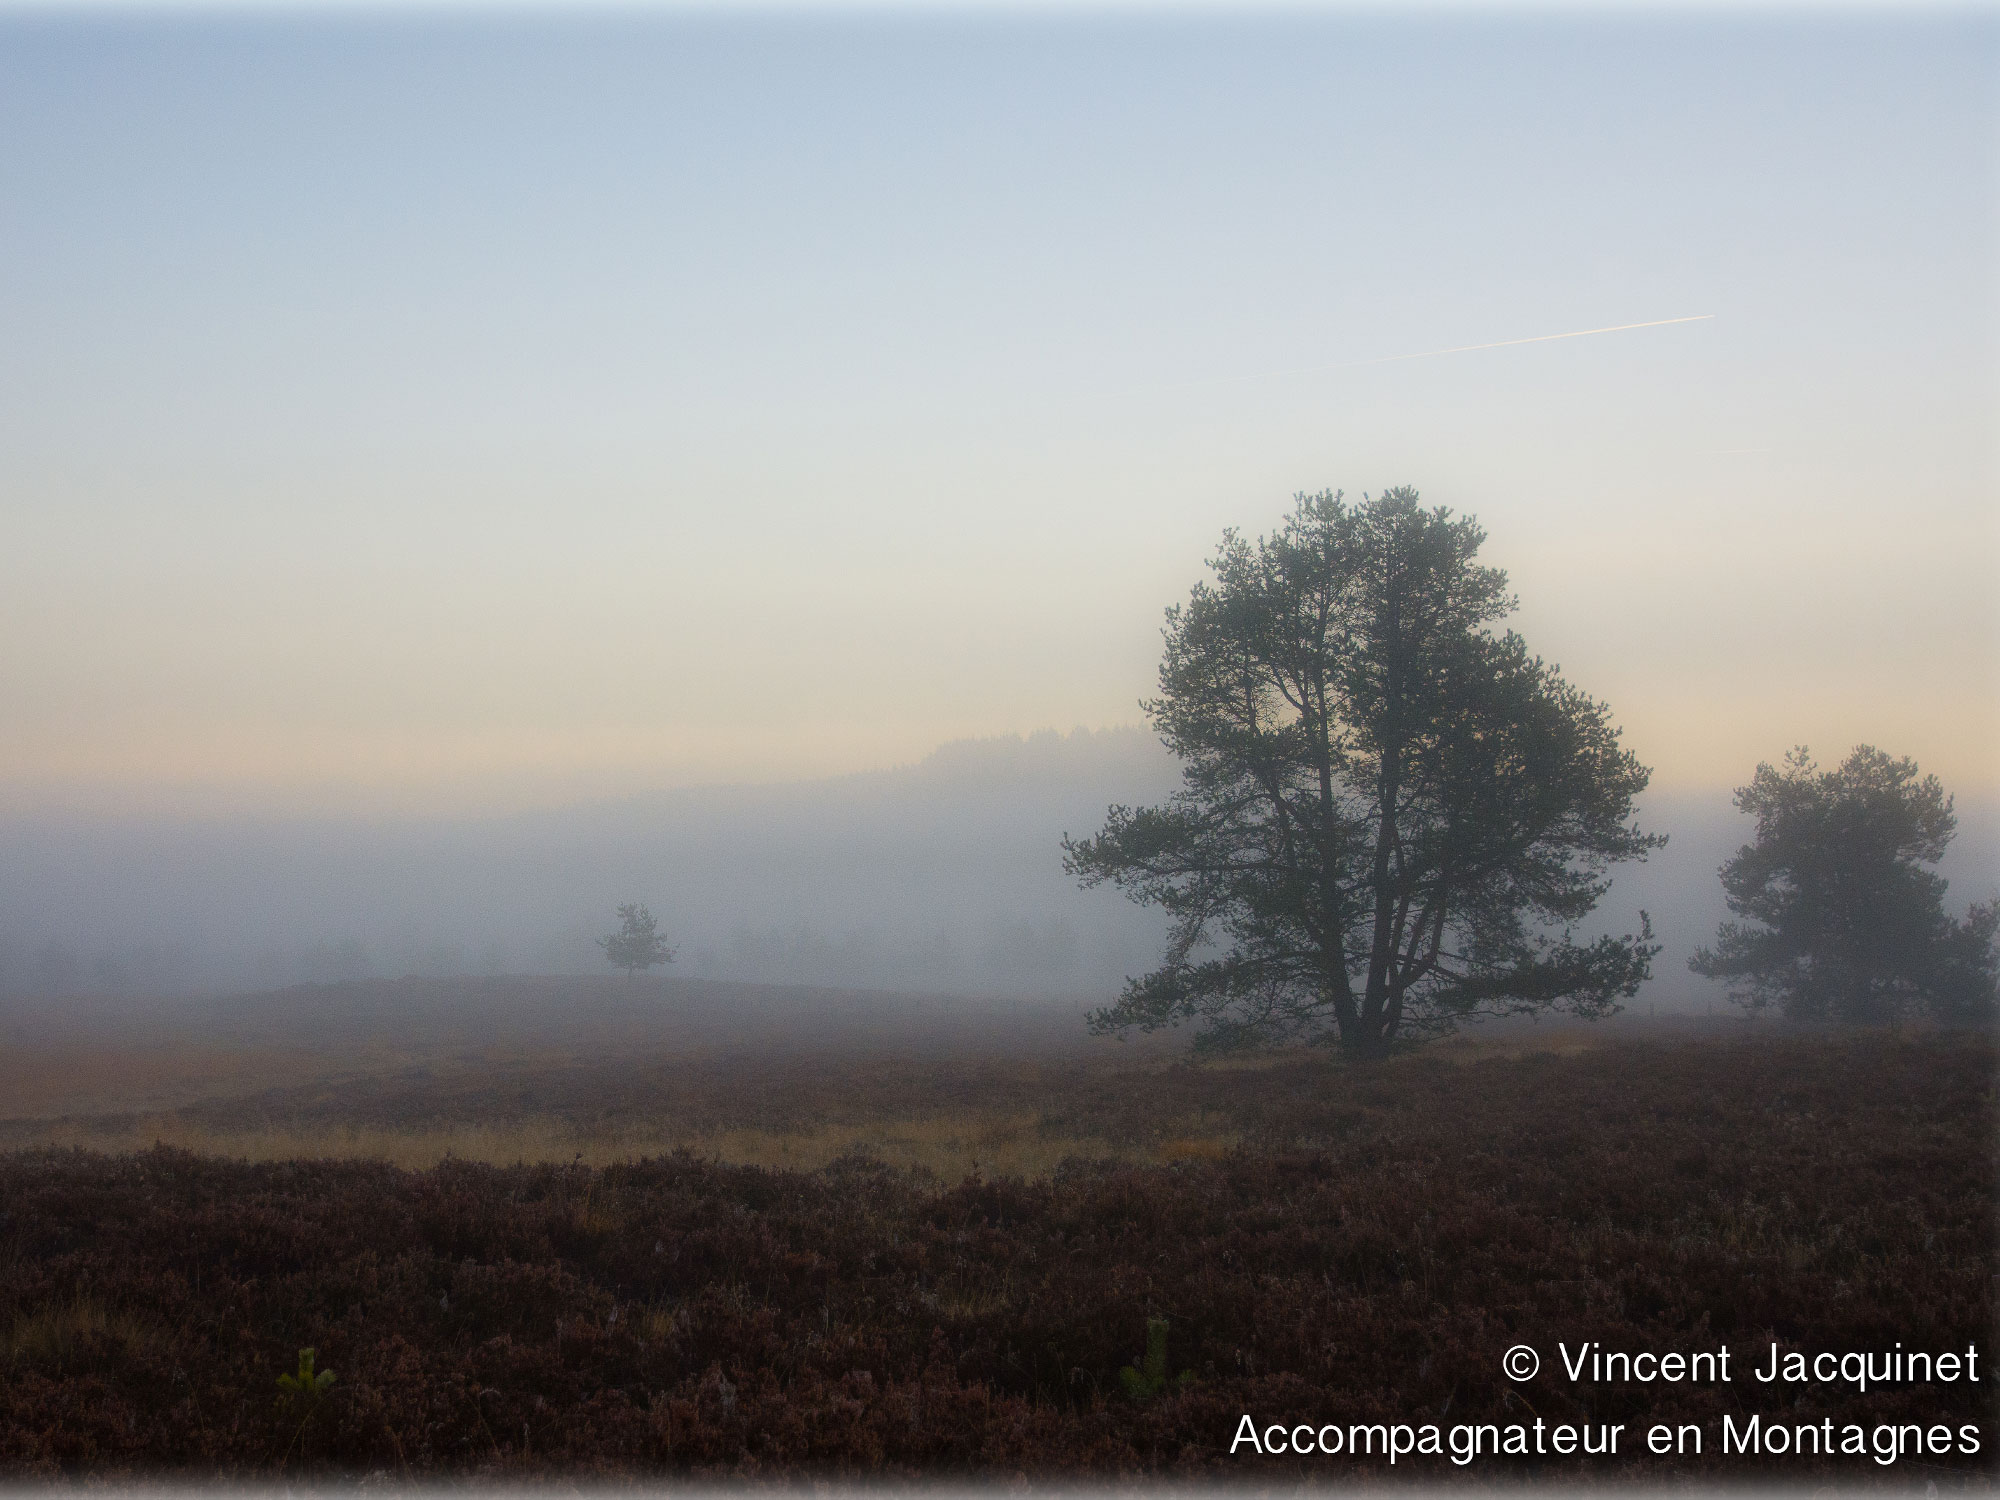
[{"left": 1064, "top": 488, "right": 1661, "bottom": 1057}]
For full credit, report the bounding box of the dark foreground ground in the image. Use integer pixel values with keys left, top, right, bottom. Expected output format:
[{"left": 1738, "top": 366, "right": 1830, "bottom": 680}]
[{"left": 1, "top": 1024, "right": 1994, "bottom": 1484}]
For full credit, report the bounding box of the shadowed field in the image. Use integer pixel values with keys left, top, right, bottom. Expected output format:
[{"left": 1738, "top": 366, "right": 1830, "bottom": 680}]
[
  {"left": 0, "top": 976, "right": 1621, "bottom": 1175},
  {"left": 6, "top": 978, "right": 1658, "bottom": 1177},
  {"left": 0, "top": 976, "right": 1125, "bottom": 1120}
]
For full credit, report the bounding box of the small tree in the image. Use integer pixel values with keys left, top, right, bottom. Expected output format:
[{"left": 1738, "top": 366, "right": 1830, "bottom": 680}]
[
  {"left": 1064, "top": 488, "right": 1662, "bottom": 1059},
  {"left": 599, "top": 903, "right": 676, "bottom": 978},
  {"left": 1690, "top": 746, "right": 1998, "bottom": 1024}
]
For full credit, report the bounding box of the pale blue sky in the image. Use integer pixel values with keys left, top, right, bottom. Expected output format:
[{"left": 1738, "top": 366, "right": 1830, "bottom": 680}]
[{"left": 1, "top": 9, "right": 1994, "bottom": 813}]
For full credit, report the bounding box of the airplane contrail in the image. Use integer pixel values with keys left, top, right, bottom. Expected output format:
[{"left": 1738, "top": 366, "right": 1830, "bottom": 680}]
[{"left": 1214, "top": 314, "right": 1715, "bottom": 386}]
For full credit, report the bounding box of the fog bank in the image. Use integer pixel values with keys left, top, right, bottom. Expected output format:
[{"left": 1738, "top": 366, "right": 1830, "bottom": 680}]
[{"left": 2, "top": 726, "right": 1993, "bottom": 1014}]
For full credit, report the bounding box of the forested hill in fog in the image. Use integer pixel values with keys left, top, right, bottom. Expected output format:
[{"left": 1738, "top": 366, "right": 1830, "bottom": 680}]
[{"left": 2, "top": 726, "right": 1993, "bottom": 1010}]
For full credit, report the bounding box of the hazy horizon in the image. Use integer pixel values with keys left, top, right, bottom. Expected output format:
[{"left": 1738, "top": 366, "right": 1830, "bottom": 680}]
[{"left": 3, "top": 723, "right": 1994, "bottom": 1013}]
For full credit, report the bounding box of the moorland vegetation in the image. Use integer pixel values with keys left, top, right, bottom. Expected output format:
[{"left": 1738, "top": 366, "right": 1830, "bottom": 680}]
[{"left": 0, "top": 1028, "right": 1989, "bottom": 1481}]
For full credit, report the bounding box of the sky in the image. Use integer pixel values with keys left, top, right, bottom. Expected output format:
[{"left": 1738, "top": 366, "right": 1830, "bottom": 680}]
[{"left": 2, "top": 6, "right": 1995, "bottom": 819}]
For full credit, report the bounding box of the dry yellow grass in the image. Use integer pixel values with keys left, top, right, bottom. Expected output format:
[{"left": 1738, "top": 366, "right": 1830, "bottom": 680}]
[
  {"left": 15, "top": 1108, "right": 1240, "bottom": 1181},
  {"left": 5, "top": 1297, "right": 157, "bottom": 1365}
]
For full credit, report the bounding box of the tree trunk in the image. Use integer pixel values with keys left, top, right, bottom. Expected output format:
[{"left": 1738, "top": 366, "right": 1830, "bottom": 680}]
[{"left": 1337, "top": 1009, "right": 1394, "bottom": 1060}]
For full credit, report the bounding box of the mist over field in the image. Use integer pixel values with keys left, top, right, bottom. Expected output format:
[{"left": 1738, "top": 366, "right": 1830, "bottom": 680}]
[
  {"left": 1, "top": 12, "right": 1993, "bottom": 1032},
  {"left": 3, "top": 723, "right": 1992, "bottom": 1013},
  {"left": 0, "top": 727, "right": 1161, "bottom": 1002}
]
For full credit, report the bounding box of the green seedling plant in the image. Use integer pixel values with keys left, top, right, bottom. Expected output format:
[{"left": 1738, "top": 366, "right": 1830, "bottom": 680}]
[
  {"left": 276, "top": 1346, "right": 336, "bottom": 1460},
  {"left": 277, "top": 1345, "right": 336, "bottom": 1405},
  {"left": 1119, "top": 1317, "right": 1194, "bottom": 1400}
]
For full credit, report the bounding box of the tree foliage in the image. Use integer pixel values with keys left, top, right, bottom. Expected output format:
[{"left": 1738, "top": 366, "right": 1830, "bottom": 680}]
[
  {"left": 1064, "top": 488, "right": 1661, "bottom": 1058},
  {"left": 1689, "top": 746, "right": 1998, "bottom": 1024},
  {"left": 599, "top": 903, "right": 676, "bottom": 978}
]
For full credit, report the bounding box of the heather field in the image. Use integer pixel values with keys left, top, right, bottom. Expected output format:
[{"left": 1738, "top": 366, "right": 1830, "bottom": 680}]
[{"left": 0, "top": 985, "right": 1993, "bottom": 1485}]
